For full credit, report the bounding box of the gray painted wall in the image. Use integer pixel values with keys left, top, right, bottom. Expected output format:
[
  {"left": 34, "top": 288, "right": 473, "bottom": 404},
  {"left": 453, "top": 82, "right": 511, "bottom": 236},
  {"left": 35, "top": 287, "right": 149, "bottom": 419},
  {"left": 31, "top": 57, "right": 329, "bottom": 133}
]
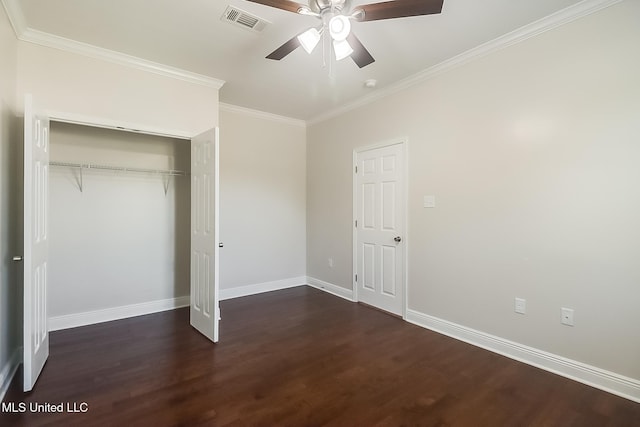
[
  {"left": 219, "top": 108, "right": 307, "bottom": 291},
  {"left": 307, "top": 2, "right": 640, "bottom": 380}
]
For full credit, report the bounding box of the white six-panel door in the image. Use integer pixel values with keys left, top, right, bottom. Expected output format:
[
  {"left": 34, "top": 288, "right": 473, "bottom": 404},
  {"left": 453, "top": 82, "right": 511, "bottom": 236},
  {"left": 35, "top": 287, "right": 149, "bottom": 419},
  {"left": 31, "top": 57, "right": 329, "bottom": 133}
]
[
  {"left": 190, "top": 128, "right": 220, "bottom": 342},
  {"left": 23, "top": 95, "right": 50, "bottom": 391},
  {"left": 355, "top": 142, "right": 405, "bottom": 316}
]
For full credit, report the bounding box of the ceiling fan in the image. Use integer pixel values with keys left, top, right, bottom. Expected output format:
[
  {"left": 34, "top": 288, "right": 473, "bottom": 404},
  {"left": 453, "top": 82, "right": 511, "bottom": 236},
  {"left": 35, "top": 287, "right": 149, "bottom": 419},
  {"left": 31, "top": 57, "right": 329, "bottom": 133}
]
[{"left": 246, "top": 0, "right": 444, "bottom": 68}]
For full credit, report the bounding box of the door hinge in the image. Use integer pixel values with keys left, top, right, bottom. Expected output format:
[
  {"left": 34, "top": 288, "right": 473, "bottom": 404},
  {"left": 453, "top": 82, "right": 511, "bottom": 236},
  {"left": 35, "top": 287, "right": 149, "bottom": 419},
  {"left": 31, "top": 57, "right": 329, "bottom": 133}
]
[
  {"left": 355, "top": 165, "right": 358, "bottom": 173},
  {"left": 355, "top": 274, "right": 358, "bottom": 283},
  {"left": 355, "top": 219, "right": 357, "bottom": 228}
]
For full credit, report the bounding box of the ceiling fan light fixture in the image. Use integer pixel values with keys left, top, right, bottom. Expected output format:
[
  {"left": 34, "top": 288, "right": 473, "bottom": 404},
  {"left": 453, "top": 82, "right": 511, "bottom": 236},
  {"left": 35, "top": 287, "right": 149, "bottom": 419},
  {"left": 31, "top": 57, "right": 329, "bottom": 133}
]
[
  {"left": 297, "top": 27, "right": 322, "bottom": 54},
  {"left": 328, "top": 15, "right": 351, "bottom": 41},
  {"left": 333, "top": 38, "right": 353, "bottom": 61}
]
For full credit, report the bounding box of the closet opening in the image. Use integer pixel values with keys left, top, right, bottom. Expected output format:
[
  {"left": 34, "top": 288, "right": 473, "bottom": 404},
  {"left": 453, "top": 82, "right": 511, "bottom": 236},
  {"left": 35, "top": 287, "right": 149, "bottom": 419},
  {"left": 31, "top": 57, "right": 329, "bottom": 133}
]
[{"left": 47, "top": 121, "right": 191, "bottom": 331}]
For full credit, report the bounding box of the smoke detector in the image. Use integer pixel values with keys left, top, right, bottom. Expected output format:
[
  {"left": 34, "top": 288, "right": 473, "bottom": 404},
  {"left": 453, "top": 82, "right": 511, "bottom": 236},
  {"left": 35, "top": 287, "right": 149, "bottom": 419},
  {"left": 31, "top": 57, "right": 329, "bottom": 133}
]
[{"left": 364, "top": 79, "right": 377, "bottom": 89}]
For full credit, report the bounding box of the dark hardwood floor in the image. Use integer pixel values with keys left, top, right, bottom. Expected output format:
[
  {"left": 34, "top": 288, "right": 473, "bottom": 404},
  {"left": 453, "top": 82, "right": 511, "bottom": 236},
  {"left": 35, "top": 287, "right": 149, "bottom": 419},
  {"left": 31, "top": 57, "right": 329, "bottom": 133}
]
[{"left": 2, "top": 286, "right": 639, "bottom": 426}]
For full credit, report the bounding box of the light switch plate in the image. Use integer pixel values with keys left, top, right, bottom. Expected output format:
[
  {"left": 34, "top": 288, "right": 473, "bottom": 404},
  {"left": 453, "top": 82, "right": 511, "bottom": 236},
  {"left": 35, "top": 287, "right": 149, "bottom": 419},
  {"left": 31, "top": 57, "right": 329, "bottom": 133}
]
[
  {"left": 561, "top": 307, "right": 574, "bottom": 326},
  {"left": 423, "top": 195, "right": 436, "bottom": 208}
]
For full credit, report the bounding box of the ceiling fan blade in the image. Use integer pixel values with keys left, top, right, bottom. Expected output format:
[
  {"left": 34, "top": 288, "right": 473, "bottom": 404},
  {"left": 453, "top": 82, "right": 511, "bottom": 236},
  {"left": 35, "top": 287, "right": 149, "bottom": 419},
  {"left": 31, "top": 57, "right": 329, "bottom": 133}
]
[
  {"left": 354, "top": 0, "right": 444, "bottom": 22},
  {"left": 245, "top": 0, "right": 305, "bottom": 14},
  {"left": 346, "top": 33, "right": 375, "bottom": 68},
  {"left": 266, "top": 35, "right": 301, "bottom": 60}
]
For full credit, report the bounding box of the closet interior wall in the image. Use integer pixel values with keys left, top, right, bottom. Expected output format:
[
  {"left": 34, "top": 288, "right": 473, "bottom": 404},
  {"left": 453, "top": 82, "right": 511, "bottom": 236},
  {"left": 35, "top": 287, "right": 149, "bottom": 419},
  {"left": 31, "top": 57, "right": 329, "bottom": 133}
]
[{"left": 48, "top": 122, "right": 190, "bottom": 321}]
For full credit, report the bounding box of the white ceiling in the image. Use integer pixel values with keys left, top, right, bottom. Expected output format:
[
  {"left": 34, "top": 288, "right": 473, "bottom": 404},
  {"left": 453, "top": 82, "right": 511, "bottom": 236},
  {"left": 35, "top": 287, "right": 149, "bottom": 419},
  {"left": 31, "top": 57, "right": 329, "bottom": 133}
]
[{"left": 13, "top": 0, "right": 585, "bottom": 121}]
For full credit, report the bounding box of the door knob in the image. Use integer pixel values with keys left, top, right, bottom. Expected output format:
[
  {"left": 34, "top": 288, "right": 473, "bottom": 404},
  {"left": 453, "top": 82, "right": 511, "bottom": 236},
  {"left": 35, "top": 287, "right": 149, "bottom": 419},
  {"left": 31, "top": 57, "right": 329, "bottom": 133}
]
[
  {"left": 12, "top": 255, "right": 23, "bottom": 262},
  {"left": 394, "top": 236, "right": 402, "bottom": 243}
]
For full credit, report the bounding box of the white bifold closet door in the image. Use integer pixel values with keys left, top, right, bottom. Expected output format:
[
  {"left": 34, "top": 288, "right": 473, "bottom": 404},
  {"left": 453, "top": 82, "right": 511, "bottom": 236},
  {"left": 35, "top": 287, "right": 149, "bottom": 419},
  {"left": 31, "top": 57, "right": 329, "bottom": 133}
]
[
  {"left": 23, "top": 95, "right": 50, "bottom": 392},
  {"left": 190, "top": 127, "right": 220, "bottom": 342}
]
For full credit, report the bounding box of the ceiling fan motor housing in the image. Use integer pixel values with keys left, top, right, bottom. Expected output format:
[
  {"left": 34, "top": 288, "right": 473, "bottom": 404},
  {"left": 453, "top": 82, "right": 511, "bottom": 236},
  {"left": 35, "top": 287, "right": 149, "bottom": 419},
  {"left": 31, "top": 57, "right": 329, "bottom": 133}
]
[{"left": 310, "top": 0, "right": 352, "bottom": 14}]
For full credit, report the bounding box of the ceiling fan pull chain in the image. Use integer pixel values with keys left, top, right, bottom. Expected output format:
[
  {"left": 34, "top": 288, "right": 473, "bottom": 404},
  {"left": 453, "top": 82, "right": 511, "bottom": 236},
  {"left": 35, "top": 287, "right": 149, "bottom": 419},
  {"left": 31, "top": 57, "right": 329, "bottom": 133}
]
[
  {"left": 329, "top": 38, "right": 336, "bottom": 80},
  {"left": 322, "top": 28, "right": 327, "bottom": 68}
]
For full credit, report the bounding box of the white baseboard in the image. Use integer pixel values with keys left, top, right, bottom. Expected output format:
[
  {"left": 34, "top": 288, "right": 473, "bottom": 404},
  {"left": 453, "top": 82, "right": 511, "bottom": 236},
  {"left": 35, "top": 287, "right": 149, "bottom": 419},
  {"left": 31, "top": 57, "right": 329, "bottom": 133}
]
[
  {"left": 48, "top": 296, "right": 191, "bottom": 331},
  {"left": 48, "top": 277, "right": 309, "bottom": 330},
  {"left": 220, "top": 276, "right": 307, "bottom": 301},
  {"left": 0, "top": 347, "right": 22, "bottom": 402},
  {"left": 406, "top": 308, "right": 640, "bottom": 404},
  {"left": 306, "top": 277, "right": 355, "bottom": 302}
]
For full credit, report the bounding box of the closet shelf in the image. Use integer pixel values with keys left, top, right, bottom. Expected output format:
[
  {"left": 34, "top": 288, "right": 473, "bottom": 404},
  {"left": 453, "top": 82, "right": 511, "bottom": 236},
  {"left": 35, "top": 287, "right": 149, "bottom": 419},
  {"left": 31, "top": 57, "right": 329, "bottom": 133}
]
[
  {"left": 49, "top": 161, "right": 188, "bottom": 194},
  {"left": 49, "top": 161, "right": 188, "bottom": 176}
]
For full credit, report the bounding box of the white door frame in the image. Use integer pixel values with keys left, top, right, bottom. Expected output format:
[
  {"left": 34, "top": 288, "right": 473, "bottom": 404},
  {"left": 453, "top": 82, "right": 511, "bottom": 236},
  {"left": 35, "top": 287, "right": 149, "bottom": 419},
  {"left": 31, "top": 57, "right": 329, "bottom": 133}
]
[
  {"left": 352, "top": 138, "right": 409, "bottom": 319},
  {"left": 45, "top": 110, "right": 193, "bottom": 140}
]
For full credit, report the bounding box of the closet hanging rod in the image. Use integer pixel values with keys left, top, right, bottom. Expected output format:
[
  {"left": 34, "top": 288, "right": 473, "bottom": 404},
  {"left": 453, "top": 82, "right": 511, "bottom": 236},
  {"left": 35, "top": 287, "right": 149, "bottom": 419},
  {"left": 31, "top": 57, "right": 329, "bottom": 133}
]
[{"left": 49, "top": 161, "right": 188, "bottom": 176}]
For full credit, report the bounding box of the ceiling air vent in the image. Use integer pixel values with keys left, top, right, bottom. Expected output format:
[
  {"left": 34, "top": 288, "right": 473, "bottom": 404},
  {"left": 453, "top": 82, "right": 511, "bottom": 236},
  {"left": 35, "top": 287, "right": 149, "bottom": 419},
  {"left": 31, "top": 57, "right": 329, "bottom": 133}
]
[{"left": 221, "top": 6, "right": 269, "bottom": 33}]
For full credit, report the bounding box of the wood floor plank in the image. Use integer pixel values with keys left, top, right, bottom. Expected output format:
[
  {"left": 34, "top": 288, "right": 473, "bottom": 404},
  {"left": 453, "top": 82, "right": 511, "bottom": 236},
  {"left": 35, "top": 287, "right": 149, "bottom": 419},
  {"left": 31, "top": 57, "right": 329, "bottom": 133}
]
[{"left": 2, "top": 286, "right": 639, "bottom": 426}]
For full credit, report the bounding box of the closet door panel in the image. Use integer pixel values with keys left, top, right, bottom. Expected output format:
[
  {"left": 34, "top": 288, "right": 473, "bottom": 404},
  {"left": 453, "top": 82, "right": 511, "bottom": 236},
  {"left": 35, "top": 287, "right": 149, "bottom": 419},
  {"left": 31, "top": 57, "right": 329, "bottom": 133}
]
[
  {"left": 190, "top": 127, "right": 219, "bottom": 342},
  {"left": 23, "top": 94, "right": 50, "bottom": 391}
]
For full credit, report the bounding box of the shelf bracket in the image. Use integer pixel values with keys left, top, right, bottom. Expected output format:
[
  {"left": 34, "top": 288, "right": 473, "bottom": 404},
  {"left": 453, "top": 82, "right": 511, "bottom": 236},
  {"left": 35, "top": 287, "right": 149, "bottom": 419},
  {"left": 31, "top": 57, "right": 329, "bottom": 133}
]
[
  {"left": 163, "top": 176, "right": 170, "bottom": 195},
  {"left": 72, "top": 166, "right": 84, "bottom": 192}
]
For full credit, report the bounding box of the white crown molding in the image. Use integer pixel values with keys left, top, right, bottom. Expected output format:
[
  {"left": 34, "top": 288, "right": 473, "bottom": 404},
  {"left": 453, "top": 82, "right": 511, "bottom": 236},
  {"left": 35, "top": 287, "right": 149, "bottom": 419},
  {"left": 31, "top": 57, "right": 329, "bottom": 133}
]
[
  {"left": 48, "top": 296, "right": 191, "bottom": 331},
  {"left": 18, "top": 28, "right": 225, "bottom": 89},
  {"left": 3, "top": 0, "right": 226, "bottom": 90},
  {"left": 406, "top": 308, "right": 640, "bottom": 404},
  {"left": 220, "top": 277, "right": 307, "bottom": 300},
  {"left": 1, "top": 0, "right": 226, "bottom": 91},
  {"left": 308, "top": 0, "right": 624, "bottom": 126},
  {"left": 306, "top": 277, "right": 355, "bottom": 302},
  {"left": 1, "top": 0, "right": 26, "bottom": 37},
  {"left": 0, "top": 346, "right": 22, "bottom": 402},
  {"left": 219, "top": 103, "right": 306, "bottom": 128}
]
